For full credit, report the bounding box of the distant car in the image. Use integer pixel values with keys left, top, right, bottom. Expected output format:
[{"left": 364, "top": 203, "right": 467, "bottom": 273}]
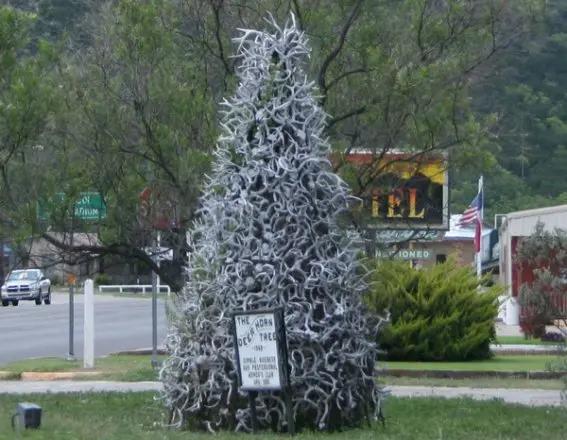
[{"left": 0, "top": 269, "right": 51, "bottom": 306}]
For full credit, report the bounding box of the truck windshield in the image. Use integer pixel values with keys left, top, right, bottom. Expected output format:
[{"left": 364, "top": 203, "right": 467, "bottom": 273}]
[{"left": 7, "top": 271, "right": 39, "bottom": 281}]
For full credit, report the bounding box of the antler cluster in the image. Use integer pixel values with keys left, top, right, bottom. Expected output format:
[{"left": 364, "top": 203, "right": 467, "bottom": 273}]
[{"left": 160, "top": 15, "right": 385, "bottom": 432}]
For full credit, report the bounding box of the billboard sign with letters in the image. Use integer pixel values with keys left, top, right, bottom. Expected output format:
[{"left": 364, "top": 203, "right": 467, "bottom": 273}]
[{"left": 342, "top": 151, "right": 449, "bottom": 230}]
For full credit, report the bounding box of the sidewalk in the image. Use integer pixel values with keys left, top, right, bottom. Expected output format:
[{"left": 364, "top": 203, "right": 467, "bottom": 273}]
[
  {"left": 491, "top": 343, "right": 565, "bottom": 353},
  {"left": 0, "top": 381, "right": 564, "bottom": 407},
  {"left": 0, "top": 380, "right": 161, "bottom": 394},
  {"left": 495, "top": 322, "right": 523, "bottom": 337},
  {"left": 389, "top": 385, "right": 564, "bottom": 407}
]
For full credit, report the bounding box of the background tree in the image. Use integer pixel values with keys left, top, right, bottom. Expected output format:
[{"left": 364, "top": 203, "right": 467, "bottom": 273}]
[
  {"left": 456, "top": 0, "right": 567, "bottom": 217},
  {"left": 160, "top": 17, "right": 384, "bottom": 432},
  {"left": 0, "top": 1, "right": 216, "bottom": 289},
  {"left": 0, "top": 6, "right": 59, "bottom": 278},
  {"left": 177, "top": 0, "right": 544, "bottom": 197},
  {"left": 516, "top": 222, "right": 567, "bottom": 338},
  {"left": 41, "top": 0, "right": 215, "bottom": 287},
  {"left": 0, "top": 0, "right": 543, "bottom": 288}
]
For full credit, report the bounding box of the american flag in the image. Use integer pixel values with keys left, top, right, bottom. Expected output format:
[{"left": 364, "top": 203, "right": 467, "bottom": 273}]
[{"left": 459, "top": 180, "right": 483, "bottom": 253}]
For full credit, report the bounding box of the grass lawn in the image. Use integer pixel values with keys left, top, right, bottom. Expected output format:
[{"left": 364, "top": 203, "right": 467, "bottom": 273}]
[
  {"left": 0, "top": 355, "right": 162, "bottom": 381},
  {"left": 3, "top": 354, "right": 564, "bottom": 382},
  {"left": 383, "top": 376, "right": 565, "bottom": 389},
  {"left": 0, "top": 392, "right": 566, "bottom": 440},
  {"left": 382, "top": 354, "right": 561, "bottom": 372},
  {"left": 496, "top": 336, "right": 565, "bottom": 346}
]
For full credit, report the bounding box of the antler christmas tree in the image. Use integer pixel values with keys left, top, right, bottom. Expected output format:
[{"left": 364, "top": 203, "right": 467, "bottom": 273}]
[{"left": 160, "top": 15, "right": 384, "bottom": 432}]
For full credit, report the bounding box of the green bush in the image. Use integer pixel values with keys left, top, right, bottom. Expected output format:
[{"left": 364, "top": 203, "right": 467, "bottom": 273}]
[
  {"left": 365, "top": 260, "right": 500, "bottom": 361},
  {"left": 48, "top": 273, "right": 63, "bottom": 286},
  {"left": 94, "top": 273, "right": 111, "bottom": 286}
]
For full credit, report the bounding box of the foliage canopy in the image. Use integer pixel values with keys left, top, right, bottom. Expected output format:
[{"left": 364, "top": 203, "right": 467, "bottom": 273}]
[{"left": 0, "top": 0, "right": 544, "bottom": 286}]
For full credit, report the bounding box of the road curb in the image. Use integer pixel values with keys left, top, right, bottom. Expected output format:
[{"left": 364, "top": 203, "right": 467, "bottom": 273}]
[
  {"left": 20, "top": 371, "right": 103, "bottom": 381},
  {"left": 112, "top": 347, "right": 166, "bottom": 356}
]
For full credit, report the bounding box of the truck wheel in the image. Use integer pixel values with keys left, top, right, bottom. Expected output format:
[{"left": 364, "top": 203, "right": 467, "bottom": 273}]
[
  {"left": 1, "top": 300, "right": 8, "bottom": 307},
  {"left": 35, "top": 292, "right": 42, "bottom": 305},
  {"left": 11, "top": 300, "right": 18, "bottom": 306},
  {"left": 44, "top": 288, "right": 51, "bottom": 305}
]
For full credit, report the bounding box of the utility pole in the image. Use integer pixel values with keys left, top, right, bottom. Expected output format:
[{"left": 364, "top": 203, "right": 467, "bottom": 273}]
[
  {"left": 476, "top": 176, "right": 484, "bottom": 280},
  {"left": 0, "top": 233, "right": 4, "bottom": 283},
  {"left": 67, "top": 213, "right": 76, "bottom": 360},
  {"left": 83, "top": 279, "right": 95, "bottom": 368},
  {"left": 151, "top": 230, "right": 160, "bottom": 368}
]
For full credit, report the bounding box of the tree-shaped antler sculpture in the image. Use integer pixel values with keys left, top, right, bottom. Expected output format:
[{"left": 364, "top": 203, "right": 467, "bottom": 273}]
[{"left": 160, "top": 15, "right": 385, "bottom": 433}]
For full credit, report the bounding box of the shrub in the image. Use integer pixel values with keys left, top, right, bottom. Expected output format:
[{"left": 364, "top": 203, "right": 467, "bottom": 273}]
[
  {"left": 515, "top": 223, "right": 567, "bottom": 338},
  {"left": 518, "top": 268, "right": 558, "bottom": 338},
  {"left": 94, "top": 273, "right": 111, "bottom": 286},
  {"left": 49, "top": 273, "right": 63, "bottom": 286},
  {"left": 541, "top": 332, "right": 566, "bottom": 343},
  {"left": 365, "top": 260, "right": 500, "bottom": 361}
]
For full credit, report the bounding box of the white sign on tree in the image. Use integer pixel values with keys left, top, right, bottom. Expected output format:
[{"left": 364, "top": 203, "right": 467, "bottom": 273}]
[{"left": 233, "top": 310, "right": 283, "bottom": 391}]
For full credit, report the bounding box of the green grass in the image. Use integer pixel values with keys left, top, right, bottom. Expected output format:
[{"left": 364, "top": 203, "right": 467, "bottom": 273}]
[
  {"left": 4, "top": 354, "right": 563, "bottom": 383},
  {"left": 496, "top": 336, "right": 565, "bottom": 346},
  {"left": 0, "top": 358, "right": 77, "bottom": 374},
  {"left": 0, "top": 355, "right": 162, "bottom": 381},
  {"left": 0, "top": 393, "right": 566, "bottom": 439},
  {"left": 382, "top": 355, "right": 560, "bottom": 372},
  {"left": 382, "top": 376, "right": 565, "bottom": 389}
]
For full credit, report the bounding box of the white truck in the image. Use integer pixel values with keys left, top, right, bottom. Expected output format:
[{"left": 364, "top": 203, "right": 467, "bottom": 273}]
[{"left": 1, "top": 269, "right": 51, "bottom": 306}]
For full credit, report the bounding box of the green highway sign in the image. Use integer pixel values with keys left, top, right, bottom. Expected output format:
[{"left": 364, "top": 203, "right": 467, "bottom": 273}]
[
  {"left": 38, "top": 192, "right": 107, "bottom": 221},
  {"left": 74, "top": 192, "right": 107, "bottom": 220}
]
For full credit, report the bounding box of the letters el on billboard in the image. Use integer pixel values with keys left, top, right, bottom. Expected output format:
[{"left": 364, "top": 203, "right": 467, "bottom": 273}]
[{"left": 343, "top": 152, "right": 449, "bottom": 230}]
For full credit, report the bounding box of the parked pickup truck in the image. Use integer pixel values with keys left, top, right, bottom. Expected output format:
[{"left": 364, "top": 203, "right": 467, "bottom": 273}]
[{"left": 1, "top": 269, "right": 51, "bottom": 306}]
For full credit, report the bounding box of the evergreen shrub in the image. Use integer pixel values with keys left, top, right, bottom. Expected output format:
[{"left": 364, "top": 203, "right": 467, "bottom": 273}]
[
  {"left": 94, "top": 273, "right": 111, "bottom": 286},
  {"left": 541, "top": 332, "right": 565, "bottom": 343},
  {"left": 365, "top": 260, "right": 500, "bottom": 361}
]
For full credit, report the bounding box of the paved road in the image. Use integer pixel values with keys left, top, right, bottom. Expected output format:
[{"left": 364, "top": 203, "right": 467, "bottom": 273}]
[
  {"left": 0, "top": 382, "right": 563, "bottom": 407},
  {"left": 0, "top": 292, "right": 167, "bottom": 364}
]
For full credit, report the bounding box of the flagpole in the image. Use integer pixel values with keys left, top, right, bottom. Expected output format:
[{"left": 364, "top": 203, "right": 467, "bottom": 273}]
[{"left": 476, "top": 175, "right": 484, "bottom": 279}]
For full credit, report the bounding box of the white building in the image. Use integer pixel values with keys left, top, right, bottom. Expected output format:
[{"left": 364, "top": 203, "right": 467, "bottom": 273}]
[{"left": 499, "top": 204, "right": 567, "bottom": 325}]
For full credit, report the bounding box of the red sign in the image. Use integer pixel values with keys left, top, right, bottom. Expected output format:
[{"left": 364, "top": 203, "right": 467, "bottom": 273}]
[{"left": 138, "top": 186, "right": 179, "bottom": 230}]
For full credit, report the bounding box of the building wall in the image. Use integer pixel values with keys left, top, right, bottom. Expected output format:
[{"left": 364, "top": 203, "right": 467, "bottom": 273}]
[
  {"left": 419, "top": 240, "right": 474, "bottom": 267},
  {"left": 499, "top": 205, "right": 567, "bottom": 324},
  {"left": 387, "top": 239, "right": 476, "bottom": 268},
  {"left": 500, "top": 205, "right": 567, "bottom": 297}
]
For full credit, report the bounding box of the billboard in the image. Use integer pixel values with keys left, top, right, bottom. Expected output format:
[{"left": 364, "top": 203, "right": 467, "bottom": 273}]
[{"left": 343, "top": 151, "right": 449, "bottom": 230}]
